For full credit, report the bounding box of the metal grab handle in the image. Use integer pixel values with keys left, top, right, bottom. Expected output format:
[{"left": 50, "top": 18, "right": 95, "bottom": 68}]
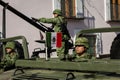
[{"left": 66, "top": 72, "right": 76, "bottom": 80}]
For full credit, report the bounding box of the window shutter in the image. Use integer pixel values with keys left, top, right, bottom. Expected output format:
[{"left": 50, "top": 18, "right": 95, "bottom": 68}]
[{"left": 61, "top": 0, "right": 75, "bottom": 18}]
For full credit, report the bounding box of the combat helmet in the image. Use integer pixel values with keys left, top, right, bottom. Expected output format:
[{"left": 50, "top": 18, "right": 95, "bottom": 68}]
[
  {"left": 5, "top": 41, "right": 15, "bottom": 49},
  {"left": 75, "top": 37, "right": 89, "bottom": 48},
  {"left": 53, "top": 9, "right": 62, "bottom": 16}
]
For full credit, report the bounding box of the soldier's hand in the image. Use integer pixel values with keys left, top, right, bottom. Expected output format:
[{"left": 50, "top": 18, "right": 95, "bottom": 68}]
[
  {"left": 47, "top": 27, "right": 54, "bottom": 32},
  {"left": 31, "top": 17, "right": 39, "bottom": 22},
  {"left": 68, "top": 39, "right": 74, "bottom": 48},
  {"left": 68, "top": 39, "right": 73, "bottom": 43}
]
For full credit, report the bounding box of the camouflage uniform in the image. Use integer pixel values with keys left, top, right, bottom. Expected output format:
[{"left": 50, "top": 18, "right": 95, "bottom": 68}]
[
  {"left": 0, "top": 41, "right": 18, "bottom": 70},
  {"left": 38, "top": 9, "right": 70, "bottom": 60},
  {"left": 68, "top": 37, "right": 93, "bottom": 61}
]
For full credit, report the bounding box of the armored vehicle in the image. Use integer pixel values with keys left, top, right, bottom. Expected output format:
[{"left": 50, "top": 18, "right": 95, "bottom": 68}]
[
  {"left": 0, "top": 27, "right": 120, "bottom": 80},
  {"left": 0, "top": 0, "right": 120, "bottom": 80}
]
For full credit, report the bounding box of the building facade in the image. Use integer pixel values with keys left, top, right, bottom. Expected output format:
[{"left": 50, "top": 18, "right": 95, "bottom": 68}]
[{"left": 0, "top": 0, "right": 120, "bottom": 57}]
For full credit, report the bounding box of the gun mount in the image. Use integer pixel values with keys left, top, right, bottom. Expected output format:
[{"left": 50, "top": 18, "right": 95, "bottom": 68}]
[{"left": 0, "top": 0, "right": 53, "bottom": 33}]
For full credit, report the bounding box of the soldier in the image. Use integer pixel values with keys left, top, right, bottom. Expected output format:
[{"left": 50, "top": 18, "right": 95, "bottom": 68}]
[
  {"left": 68, "top": 37, "right": 93, "bottom": 61},
  {"left": 32, "top": 9, "right": 70, "bottom": 60},
  {"left": 0, "top": 41, "right": 18, "bottom": 70}
]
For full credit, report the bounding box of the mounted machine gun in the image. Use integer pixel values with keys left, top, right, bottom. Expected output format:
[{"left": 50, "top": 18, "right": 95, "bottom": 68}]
[{"left": 0, "top": 0, "right": 53, "bottom": 33}]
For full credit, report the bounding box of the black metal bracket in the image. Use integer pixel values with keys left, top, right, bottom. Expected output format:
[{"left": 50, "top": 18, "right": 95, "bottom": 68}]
[
  {"left": 13, "top": 67, "right": 25, "bottom": 76},
  {"left": 66, "top": 72, "right": 76, "bottom": 80}
]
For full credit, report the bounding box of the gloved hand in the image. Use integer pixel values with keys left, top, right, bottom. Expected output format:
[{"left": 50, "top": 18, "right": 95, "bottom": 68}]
[
  {"left": 31, "top": 17, "right": 39, "bottom": 22},
  {"left": 68, "top": 39, "right": 74, "bottom": 49}
]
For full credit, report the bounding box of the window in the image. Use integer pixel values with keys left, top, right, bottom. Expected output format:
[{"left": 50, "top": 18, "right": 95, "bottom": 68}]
[
  {"left": 111, "top": 0, "right": 120, "bottom": 20},
  {"left": 105, "top": 0, "right": 120, "bottom": 21},
  {"left": 54, "top": 0, "right": 84, "bottom": 19},
  {"left": 61, "top": 0, "right": 76, "bottom": 18}
]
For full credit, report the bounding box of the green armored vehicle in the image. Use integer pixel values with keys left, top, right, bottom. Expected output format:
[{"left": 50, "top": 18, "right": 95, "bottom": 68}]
[{"left": 0, "top": 27, "right": 120, "bottom": 80}]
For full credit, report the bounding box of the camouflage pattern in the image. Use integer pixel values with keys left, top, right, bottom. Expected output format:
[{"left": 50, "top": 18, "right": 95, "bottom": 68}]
[
  {"left": 1, "top": 52, "right": 17, "bottom": 69},
  {"left": 68, "top": 37, "right": 94, "bottom": 61},
  {"left": 68, "top": 51, "right": 93, "bottom": 61},
  {"left": 5, "top": 41, "right": 15, "bottom": 49},
  {"left": 0, "top": 41, "right": 18, "bottom": 70},
  {"left": 53, "top": 9, "right": 62, "bottom": 16},
  {"left": 38, "top": 9, "right": 70, "bottom": 60},
  {"left": 57, "top": 41, "right": 69, "bottom": 60},
  {"left": 75, "top": 37, "right": 89, "bottom": 48}
]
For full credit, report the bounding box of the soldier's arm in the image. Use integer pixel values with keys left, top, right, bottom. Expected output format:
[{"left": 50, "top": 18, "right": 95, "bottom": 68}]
[{"left": 38, "top": 17, "right": 58, "bottom": 24}]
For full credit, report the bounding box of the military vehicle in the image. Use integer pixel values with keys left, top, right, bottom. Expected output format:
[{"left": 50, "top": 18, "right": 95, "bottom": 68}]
[
  {"left": 1, "top": 27, "right": 120, "bottom": 80},
  {"left": 0, "top": 0, "right": 120, "bottom": 80}
]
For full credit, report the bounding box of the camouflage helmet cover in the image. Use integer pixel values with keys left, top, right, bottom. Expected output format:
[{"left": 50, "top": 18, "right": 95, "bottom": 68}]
[
  {"left": 75, "top": 37, "right": 89, "bottom": 48},
  {"left": 5, "top": 41, "right": 15, "bottom": 49},
  {"left": 53, "top": 9, "right": 62, "bottom": 15}
]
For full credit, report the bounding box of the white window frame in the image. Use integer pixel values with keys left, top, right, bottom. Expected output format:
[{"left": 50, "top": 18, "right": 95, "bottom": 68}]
[
  {"left": 104, "top": 0, "right": 111, "bottom": 21},
  {"left": 53, "top": 0, "right": 84, "bottom": 19}
]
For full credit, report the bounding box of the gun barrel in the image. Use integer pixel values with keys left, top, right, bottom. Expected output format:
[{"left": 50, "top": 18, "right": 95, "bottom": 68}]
[{"left": 0, "top": 0, "right": 52, "bottom": 32}]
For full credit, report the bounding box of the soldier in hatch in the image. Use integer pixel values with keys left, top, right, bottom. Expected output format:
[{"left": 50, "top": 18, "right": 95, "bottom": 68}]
[
  {"left": 0, "top": 41, "right": 18, "bottom": 70},
  {"left": 68, "top": 37, "right": 93, "bottom": 61},
  {"left": 32, "top": 9, "right": 71, "bottom": 60}
]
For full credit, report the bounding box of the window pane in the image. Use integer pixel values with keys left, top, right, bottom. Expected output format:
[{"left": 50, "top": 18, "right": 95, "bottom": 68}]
[
  {"left": 65, "top": 0, "right": 69, "bottom": 17},
  {"left": 71, "top": 0, "right": 76, "bottom": 17},
  {"left": 111, "top": 0, "right": 120, "bottom": 20},
  {"left": 61, "top": 0, "right": 83, "bottom": 19},
  {"left": 118, "top": 0, "right": 120, "bottom": 19},
  {"left": 54, "top": 0, "right": 61, "bottom": 9},
  {"left": 61, "top": 0, "right": 76, "bottom": 18},
  {"left": 111, "top": 0, "right": 116, "bottom": 20}
]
